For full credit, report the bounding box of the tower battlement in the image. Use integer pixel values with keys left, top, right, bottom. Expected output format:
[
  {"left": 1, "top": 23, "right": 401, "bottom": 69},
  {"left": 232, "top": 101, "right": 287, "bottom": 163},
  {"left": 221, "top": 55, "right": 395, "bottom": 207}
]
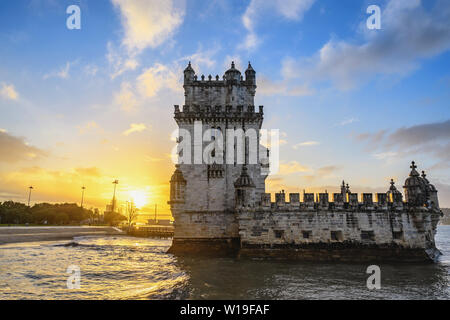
[
  {"left": 240, "top": 191, "right": 404, "bottom": 212},
  {"left": 238, "top": 191, "right": 431, "bottom": 212},
  {"left": 183, "top": 61, "right": 257, "bottom": 107},
  {"left": 173, "top": 104, "right": 264, "bottom": 124}
]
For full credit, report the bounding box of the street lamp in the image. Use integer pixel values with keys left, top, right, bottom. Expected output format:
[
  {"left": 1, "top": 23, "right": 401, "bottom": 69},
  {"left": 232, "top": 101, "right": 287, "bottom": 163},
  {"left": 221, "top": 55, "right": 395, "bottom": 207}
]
[
  {"left": 81, "top": 186, "right": 86, "bottom": 208},
  {"left": 111, "top": 180, "right": 119, "bottom": 212},
  {"left": 27, "top": 186, "right": 33, "bottom": 207}
]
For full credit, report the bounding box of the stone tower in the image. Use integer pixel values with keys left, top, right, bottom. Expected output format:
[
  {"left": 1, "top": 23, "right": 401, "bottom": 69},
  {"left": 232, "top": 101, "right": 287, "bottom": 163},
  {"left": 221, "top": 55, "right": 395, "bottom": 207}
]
[{"left": 168, "top": 62, "right": 268, "bottom": 253}]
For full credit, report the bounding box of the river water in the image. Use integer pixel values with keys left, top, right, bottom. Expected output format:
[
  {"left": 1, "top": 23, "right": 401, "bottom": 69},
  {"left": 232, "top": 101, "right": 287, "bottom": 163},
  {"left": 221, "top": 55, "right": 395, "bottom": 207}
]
[{"left": 1, "top": 226, "right": 449, "bottom": 300}]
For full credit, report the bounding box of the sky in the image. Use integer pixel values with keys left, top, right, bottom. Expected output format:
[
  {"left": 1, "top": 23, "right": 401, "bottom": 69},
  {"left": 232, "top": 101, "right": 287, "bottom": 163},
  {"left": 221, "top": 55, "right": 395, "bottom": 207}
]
[{"left": 0, "top": 0, "right": 449, "bottom": 218}]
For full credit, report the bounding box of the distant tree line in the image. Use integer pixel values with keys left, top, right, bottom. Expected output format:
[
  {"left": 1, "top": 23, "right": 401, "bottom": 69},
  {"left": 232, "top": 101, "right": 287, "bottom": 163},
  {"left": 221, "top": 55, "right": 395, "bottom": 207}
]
[{"left": 0, "top": 201, "right": 100, "bottom": 225}]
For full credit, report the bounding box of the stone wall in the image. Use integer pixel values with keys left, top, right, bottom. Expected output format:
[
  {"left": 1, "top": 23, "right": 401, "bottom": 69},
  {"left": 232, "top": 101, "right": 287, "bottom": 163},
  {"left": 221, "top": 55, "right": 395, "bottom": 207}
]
[
  {"left": 172, "top": 210, "right": 239, "bottom": 240},
  {"left": 237, "top": 202, "right": 441, "bottom": 250},
  {"left": 179, "top": 163, "right": 265, "bottom": 212},
  {"left": 184, "top": 81, "right": 256, "bottom": 107}
]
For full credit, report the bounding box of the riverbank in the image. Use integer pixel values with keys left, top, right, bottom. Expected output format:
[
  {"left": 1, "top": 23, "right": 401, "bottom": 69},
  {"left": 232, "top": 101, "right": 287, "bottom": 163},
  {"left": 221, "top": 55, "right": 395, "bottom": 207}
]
[{"left": 0, "top": 226, "right": 124, "bottom": 245}]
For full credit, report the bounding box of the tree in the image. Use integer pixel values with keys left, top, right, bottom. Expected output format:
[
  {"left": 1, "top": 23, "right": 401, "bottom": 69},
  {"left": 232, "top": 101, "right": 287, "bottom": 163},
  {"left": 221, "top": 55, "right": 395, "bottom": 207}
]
[
  {"left": 126, "top": 200, "right": 138, "bottom": 229},
  {"left": 0, "top": 201, "right": 94, "bottom": 225},
  {"left": 0, "top": 201, "right": 30, "bottom": 224},
  {"left": 104, "top": 211, "right": 125, "bottom": 226}
]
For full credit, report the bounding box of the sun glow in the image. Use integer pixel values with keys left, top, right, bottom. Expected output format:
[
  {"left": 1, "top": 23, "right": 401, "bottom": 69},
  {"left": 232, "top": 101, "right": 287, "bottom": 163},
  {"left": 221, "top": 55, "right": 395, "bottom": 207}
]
[{"left": 129, "top": 190, "right": 148, "bottom": 209}]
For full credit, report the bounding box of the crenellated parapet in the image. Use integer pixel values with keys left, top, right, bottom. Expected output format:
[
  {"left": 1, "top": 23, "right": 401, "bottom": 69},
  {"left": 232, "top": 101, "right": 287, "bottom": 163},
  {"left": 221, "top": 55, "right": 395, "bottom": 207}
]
[
  {"left": 184, "top": 61, "right": 257, "bottom": 87},
  {"left": 236, "top": 191, "right": 409, "bottom": 213},
  {"left": 174, "top": 104, "right": 264, "bottom": 125},
  {"left": 235, "top": 162, "right": 441, "bottom": 216},
  {"left": 237, "top": 182, "right": 440, "bottom": 216},
  {"left": 182, "top": 61, "right": 258, "bottom": 109}
]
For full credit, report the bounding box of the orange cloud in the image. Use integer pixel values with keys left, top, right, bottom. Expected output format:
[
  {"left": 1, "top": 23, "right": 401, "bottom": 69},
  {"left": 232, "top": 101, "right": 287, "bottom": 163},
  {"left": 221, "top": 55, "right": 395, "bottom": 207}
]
[
  {"left": 0, "top": 82, "right": 19, "bottom": 100},
  {"left": 0, "top": 131, "right": 46, "bottom": 163}
]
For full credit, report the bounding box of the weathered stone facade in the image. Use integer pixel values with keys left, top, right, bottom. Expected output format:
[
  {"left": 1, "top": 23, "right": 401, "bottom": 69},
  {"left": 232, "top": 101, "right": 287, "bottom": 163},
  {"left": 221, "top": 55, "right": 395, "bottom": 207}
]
[
  {"left": 168, "top": 63, "right": 442, "bottom": 262},
  {"left": 237, "top": 191, "right": 441, "bottom": 262}
]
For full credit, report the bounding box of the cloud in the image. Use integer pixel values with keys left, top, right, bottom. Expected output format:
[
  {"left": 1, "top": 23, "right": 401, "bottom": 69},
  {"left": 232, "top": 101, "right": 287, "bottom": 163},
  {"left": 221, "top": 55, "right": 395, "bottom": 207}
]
[
  {"left": 74, "top": 167, "right": 101, "bottom": 177},
  {"left": 111, "top": 0, "right": 185, "bottom": 53},
  {"left": 355, "top": 129, "right": 388, "bottom": 147},
  {"left": 279, "top": 161, "right": 310, "bottom": 174},
  {"left": 0, "top": 83, "right": 19, "bottom": 100},
  {"left": 84, "top": 64, "right": 99, "bottom": 76},
  {"left": 336, "top": 118, "right": 359, "bottom": 126},
  {"left": 180, "top": 46, "right": 219, "bottom": 73},
  {"left": 293, "top": 141, "right": 320, "bottom": 149},
  {"left": 283, "top": 0, "right": 450, "bottom": 90},
  {"left": 385, "top": 119, "right": 450, "bottom": 148},
  {"left": 113, "top": 61, "right": 184, "bottom": 112},
  {"left": 43, "top": 61, "right": 74, "bottom": 80},
  {"left": 358, "top": 120, "right": 450, "bottom": 149},
  {"left": 373, "top": 152, "right": 398, "bottom": 160},
  {"left": 137, "top": 63, "right": 181, "bottom": 97},
  {"left": 123, "top": 123, "right": 147, "bottom": 136},
  {"left": 0, "top": 131, "right": 46, "bottom": 163},
  {"left": 112, "top": 61, "right": 182, "bottom": 112},
  {"left": 0, "top": 165, "right": 113, "bottom": 205},
  {"left": 77, "top": 121, "right": 100, "bottom": 134},
  {"left": 106, "top": 42, "right": 140, "bottom": 79},
  {"left": 316, "top": 165, "right": 340, "bottom": 178},
  {"left": 107, "top": 0, "right": 185, "bottom": 78},
  {"left": 357, "top": 119, "right": 450, "bottom": 167},
  {"left": 115, "top": 82, "right": 138, "bottom": 112},
  {"left": 258, "top": 76, "right": 314, "bottom": 97},
  {"left": 241, "top": 0, "right": 315, "bottom": 50}
]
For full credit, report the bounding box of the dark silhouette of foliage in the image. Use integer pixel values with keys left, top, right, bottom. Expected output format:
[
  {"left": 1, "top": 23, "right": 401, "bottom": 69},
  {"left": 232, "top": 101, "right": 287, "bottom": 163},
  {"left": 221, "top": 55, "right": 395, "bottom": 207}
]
[
  {"left": 0, "top": 201, "right": 94, "bottom": 225},
  {"left": 103, "top": 210, "right": 126, "bottom": 226}
]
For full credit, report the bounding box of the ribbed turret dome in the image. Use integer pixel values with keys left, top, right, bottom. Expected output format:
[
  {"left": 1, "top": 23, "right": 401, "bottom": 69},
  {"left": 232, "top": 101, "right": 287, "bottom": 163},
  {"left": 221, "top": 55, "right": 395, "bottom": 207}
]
[
  {"left": 234, "top": 166, "right": 255, "bottom": 188},
  {"left": 225, "top": 61, "right": 241, "bottom": 81},
  {"left": 404, "top": 161, "right": 427, "bottom": 189}
]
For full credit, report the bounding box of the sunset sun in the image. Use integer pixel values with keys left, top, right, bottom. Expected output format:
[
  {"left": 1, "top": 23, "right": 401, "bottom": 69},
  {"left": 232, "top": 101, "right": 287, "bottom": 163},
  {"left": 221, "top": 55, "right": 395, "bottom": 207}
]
[{"left": 129, "top": 190, "right": 148, "bottom": 209}]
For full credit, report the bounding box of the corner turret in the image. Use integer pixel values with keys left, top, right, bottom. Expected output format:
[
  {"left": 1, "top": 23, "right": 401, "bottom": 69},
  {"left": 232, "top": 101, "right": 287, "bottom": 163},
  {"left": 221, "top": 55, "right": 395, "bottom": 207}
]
[
  {"left": 245, "top": 61, "right": 256, "bottom": 85},
  {"left": 387, "top": 179, "right": 403, "bottom": 208},
  {"left": 183, "top": 61, "right": 195, "bottom": 84},
  {"left": 234, "top": 166, "right": 256, "bottom": 207},
  {"left": 422, "top": 171, "right": 440, "bottom": 209},
  {"left": 168, "top": 165, "right": 186, "bottom": 205},
  {"left": 404, "top": 161, "right": 428, "bottom": 207}
]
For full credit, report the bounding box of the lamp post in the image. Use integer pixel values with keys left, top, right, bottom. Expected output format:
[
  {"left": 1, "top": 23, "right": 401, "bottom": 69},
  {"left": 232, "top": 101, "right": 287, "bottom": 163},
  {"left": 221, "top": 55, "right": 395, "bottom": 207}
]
[
  {"left": 81, "top": 186, "right": 86, "bottom": 208},
  {"left": 27, "top": 186, "right": 33, "bottom": 207},
  {"left": 111, "top": 180, "right": 119, "bottom": 213}
]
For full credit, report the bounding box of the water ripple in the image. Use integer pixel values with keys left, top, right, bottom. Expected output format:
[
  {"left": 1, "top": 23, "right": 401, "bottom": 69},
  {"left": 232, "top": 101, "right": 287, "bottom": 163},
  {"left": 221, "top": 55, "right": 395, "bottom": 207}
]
[{"left": 0, "top": 227, "right": 449, "bottom": 300}]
